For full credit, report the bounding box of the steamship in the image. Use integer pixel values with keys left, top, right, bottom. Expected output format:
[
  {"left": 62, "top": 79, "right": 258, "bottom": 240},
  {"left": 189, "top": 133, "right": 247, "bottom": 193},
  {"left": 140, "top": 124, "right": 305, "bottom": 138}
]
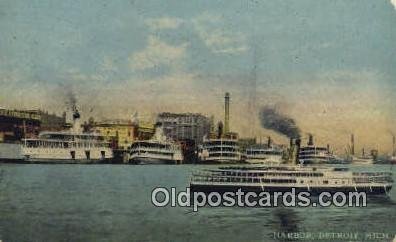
[
  {"left": 128, "top": 126, "right": 183, "bottom": 164},
  {"left": 298, "top": 135, "right": 339, "bottom": 164},
  {"left": 191, "top": 139, "right": 393, "bottom": 195},
  {"left": 190, "top": 165, "right": 393, "bottom": 195},
  {"left": 198, "top": 92, "right": 242, "bottom": 164},
  {"left": 347, "top": 135, "right": 375, "bottom": 165},
  {"left": 244, "top": 138, "right": 283, "bottom": 164},
  {"left": 350, "top": 151, "right": 374, "bottom": 165},
  {"left": 0, "top": 108, "right": 113, "bottom": 163},
  {"left": 198, "top": 137, "right": 242, "bottom": 164}
]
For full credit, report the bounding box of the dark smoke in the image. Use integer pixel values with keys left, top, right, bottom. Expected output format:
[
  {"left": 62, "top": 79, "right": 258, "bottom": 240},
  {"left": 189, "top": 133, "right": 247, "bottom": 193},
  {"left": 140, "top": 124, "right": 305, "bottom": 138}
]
[
  {"left": 259, "top": 106, "right": 301, "bottom": 139},
  {"left": 63, "top": 86, "right": 77, "bottom": 112}
]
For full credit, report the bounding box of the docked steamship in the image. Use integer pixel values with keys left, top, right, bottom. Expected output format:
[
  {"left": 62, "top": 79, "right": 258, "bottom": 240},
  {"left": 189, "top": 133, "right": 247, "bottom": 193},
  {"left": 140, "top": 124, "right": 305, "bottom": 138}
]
[
  {"left": 128, "top": 126, "right": 183, "bottom": 164},
  {"left": 298, "top": 134, "right": 339, "bottom": 164},
  {"left": 244, "top": 137, "right": 283, "bottom": 164},
  {"left": 197, "top": 92, "right": 242, "bottom": 164},
  {"left": 198, "top": 136, "right": 242, "bottom": 164},
  {"left": 0, "top": 107, "right": 113, "bottom": 163}
]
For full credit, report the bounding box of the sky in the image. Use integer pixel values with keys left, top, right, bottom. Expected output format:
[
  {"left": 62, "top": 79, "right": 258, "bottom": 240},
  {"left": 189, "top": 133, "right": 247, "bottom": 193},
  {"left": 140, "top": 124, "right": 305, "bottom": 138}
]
[{"left": 0, "top": 0, "right": 396, "bottom": 154}]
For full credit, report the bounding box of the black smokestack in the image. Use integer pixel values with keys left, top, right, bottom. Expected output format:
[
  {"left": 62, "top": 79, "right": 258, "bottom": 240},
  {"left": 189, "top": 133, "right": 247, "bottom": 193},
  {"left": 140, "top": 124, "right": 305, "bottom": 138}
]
[
  {"left": 393, "top": 135, "right": 396, "bottom": 156},
  {"left": 217, "top": 121, "right": 223, "bottom": 139},
  {"left": 308, "top": 134, "right": 314, "bottom": 146},
  {"left": 267, "top": 136, "right": 272, "bottom": 148},
  {"left": 259, "top": 106, "right": 300, "bottom": 139},
  {"left": 295, "top": 139, "right": 301, "bottom": 165},
  {"left": 351, "top": 134, "right": 355, "bottom": 156}
]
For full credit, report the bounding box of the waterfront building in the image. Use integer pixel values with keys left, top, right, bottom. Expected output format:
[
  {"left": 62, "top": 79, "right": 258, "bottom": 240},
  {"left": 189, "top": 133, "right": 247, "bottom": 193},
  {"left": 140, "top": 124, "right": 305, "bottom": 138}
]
[
  {"left": 0, "top": 108, "right": 41, "bottom": 142},
  {"left": 135, "top": 121, "right": 155, "bottom": 141},
  {"left": 93, "top": 119, "right": 135, "bottom": 150},
  {"left": 38, "top": 110, "right": 67, "bottom": 131},
  {"left": 156, "top": 112, "right": 211, "bottom": 145}
]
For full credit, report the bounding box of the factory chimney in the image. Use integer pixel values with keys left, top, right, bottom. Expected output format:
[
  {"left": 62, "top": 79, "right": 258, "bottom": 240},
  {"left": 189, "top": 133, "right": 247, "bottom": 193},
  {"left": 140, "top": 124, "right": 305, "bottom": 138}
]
[
  {"left": 351, "top": 134, "right": 355, "bottom": 156},
  {"left": 224, "top": 92, "right": 230, "bottom": 134},
  {"left": 393, "top": 135, "right": 396, "bottom": 157},
  {"left": 267, "top": 136, "right": 272, "bottom": 148}
]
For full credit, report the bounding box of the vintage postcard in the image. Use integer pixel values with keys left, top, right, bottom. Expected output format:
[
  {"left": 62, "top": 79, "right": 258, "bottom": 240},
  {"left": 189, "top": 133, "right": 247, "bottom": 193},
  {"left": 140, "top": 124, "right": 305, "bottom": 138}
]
[{"left": 0, "top": 0, "right": 395, "bottom": 241}]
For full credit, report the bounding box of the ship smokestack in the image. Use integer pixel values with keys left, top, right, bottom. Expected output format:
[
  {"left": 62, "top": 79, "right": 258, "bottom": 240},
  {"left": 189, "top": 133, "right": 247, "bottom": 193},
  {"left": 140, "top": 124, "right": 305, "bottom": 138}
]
[
  {"left": 288, "top": 138, "right": 301, "bottom": 165},
  {"left": 217, "top": 121, "right": 223, "bottom": 139},
  {"left": 351, "top": 134, "right": 355, "bottom": 156},
  {"left": 72, "top": 106, "right": 80, "bottom": 120},
  {"left": 327, "top": 144, "right": 330, "bottom": 152},
  {"left": 294, "top": 139, "right": 301, "bottom": 165},
  {"left": 267, "top": 136, "right": 272, "bottom": 148},
  {"left": 308, "top": 134, "right": 314, "bottom": 146},
  {"left": 224, "top": 92, "right": 230, "bottom": 134},
  {"left": 393, "top": 135, "right": 395, "bottom": 157}
]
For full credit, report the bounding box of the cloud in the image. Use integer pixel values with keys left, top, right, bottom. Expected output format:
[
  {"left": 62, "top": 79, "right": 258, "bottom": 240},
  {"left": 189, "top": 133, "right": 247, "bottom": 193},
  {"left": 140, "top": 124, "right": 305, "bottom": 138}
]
[
  {"left": 192, "top": 12, "right": 248, "bottom": 54},
  {"left": 145, "top": 17, "right": 184, "bottom": 30},
  {"left": 129, "top": 35, "right": 188, "bottom": 70},
  {"left": 391, "top": 0, "right": 396, "bottom": 9}
]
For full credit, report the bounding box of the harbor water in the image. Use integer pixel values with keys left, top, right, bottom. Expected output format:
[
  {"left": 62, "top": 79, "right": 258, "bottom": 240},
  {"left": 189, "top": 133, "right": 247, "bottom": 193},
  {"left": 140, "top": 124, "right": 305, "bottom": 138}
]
[{"left": 0, "top": 163, "right": 395, "bottom": 242}]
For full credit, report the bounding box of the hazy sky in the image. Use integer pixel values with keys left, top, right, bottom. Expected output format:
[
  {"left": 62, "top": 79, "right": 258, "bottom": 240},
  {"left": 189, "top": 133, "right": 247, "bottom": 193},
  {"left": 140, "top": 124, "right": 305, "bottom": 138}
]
[{"left": 0, "top": 0, "right": 396, "bottom": 153}]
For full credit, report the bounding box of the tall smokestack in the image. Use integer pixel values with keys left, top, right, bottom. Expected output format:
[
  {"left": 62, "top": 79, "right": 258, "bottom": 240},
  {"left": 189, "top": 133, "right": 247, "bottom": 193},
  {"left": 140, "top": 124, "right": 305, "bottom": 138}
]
[
  {"left": 393, "top": 135, "right": 395, "bottom": 157},
  {"left": 294, "top": 139, "right": 301, "bottom": 165},
  {"left": 351, "top": 134, "right": 355, "bottom": 156},
  {"left": 224, "top": 92, "right": 230, "bottom": 134},
  {"left": 308, "top": 134, "right": 314, "bottom": 146},
  {"left": 267, "top": 136, "right": 272, "bottom": 148}
]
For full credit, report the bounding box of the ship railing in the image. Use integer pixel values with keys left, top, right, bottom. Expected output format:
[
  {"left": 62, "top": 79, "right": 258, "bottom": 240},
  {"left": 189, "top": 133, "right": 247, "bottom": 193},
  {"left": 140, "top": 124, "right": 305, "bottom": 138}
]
[
  {"left": 352, "top": 172, "right": 392, "bottom": 176},
  {"left": 193, "top": 170, "right": 328, "bottom": 178},
  {"left": 191, "top": 175, "right": 297, "bottom": 184},
  {"left": 130, "top": 147, "right": 177, "bottom": 153}
]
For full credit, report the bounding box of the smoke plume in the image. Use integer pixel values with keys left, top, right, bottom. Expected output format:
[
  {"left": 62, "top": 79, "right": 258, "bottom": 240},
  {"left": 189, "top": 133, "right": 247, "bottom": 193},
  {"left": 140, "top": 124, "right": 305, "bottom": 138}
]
[
  {"left": 259, "top": 106, "right": 301, "bottom": 139},
  {"left": 64, "top": 86, "right": 77, "bottom": 110}
]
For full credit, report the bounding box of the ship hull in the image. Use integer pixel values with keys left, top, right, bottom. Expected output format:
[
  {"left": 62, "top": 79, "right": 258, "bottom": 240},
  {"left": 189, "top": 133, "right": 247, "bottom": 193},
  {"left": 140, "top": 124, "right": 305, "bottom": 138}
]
[
  {"left": 130, "top": 157, "right": 179, "bottom": 165},
  {"left": 244, "top": 158, "right": 282, "bottom": 165},
  {"left": 199, "top": 157, "right": 242, "bottom": 164},
  {"left": 0, "top": 143, "right": 113, "bottom": 163},
  {"left": 190, "top": 184, "right": 392, "bottom": 196}
]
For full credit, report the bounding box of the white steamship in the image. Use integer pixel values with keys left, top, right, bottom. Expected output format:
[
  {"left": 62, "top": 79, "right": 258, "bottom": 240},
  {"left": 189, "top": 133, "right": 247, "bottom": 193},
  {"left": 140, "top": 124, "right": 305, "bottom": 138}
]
[
  {"left": 0, "top": 108, "right": 113, "bottom": 163},
  {"left": 244, "top": 137, "right": 283, "bottom": 164},
  {"left": 128, "top": 126, "right": 183, "bottom": 164}
]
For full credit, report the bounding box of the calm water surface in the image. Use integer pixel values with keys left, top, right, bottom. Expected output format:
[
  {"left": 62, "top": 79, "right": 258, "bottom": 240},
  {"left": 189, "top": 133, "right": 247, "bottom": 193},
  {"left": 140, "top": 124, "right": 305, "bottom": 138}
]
[{"left": 0, "top": 164, "right": 395, "bottom": 242}]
